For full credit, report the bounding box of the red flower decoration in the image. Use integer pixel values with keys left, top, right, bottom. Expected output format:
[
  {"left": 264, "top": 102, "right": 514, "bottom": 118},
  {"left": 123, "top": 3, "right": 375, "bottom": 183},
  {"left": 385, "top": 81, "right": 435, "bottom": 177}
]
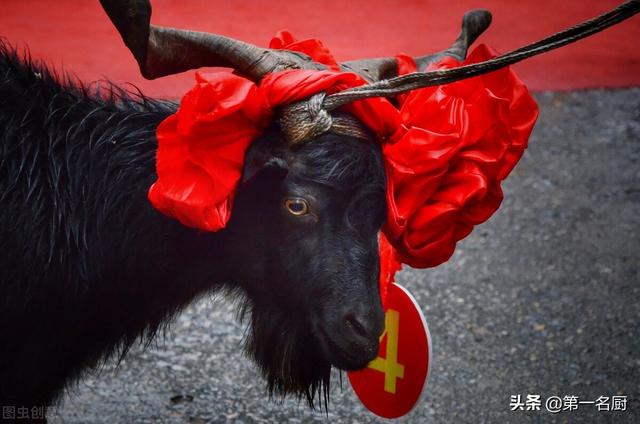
[
  {"left": 383, "top": 45, "right": 539, "bottom": 270},
  {"left": 147, "top": 34, "right": 538, "bottom": 301},
  {"left": 148, "top": 73, "right": 265, "bottom": 231}
]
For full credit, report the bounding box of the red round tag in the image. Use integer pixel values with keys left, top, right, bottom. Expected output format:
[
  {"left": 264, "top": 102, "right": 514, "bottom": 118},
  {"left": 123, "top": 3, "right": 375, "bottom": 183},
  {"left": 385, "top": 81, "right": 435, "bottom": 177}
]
[{"left": 348, "top": 283, "right": 431, "bottom": 419}]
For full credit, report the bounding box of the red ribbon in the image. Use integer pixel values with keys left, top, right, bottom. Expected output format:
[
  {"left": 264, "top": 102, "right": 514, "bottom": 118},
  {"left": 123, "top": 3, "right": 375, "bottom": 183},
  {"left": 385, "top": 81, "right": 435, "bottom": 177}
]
[{"left": 148, "top": 32, "right": 538, "bottom": 304}]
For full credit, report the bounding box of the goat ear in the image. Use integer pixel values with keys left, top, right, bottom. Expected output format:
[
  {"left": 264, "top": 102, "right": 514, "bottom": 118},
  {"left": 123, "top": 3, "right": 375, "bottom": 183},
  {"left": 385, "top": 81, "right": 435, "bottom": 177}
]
[{"left": 242, "top": 152, "right": 289, "bottom": 184}]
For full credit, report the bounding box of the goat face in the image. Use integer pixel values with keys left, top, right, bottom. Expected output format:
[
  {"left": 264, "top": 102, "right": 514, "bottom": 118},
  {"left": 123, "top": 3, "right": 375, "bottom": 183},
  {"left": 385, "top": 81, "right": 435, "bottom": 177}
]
[{"left": 220, "top": 127, "right": 386, "bottom": 405}]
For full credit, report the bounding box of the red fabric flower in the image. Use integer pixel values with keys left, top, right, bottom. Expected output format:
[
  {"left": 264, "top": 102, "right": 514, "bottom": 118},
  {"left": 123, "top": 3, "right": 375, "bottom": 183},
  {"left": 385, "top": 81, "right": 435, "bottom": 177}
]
[
  {"left": 382, "top": 45, "right": 539, "bottom": 271},
  {"left": 147, "top": 34, "right": 538, "bottom": 302},
  {"left": 148, "top": 72, "right": 265, "bottom": 231}
]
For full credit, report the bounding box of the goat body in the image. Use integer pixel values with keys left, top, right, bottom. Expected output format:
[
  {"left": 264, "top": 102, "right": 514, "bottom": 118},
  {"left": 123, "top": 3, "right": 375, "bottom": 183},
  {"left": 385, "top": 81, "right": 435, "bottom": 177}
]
[
  {"left": 0, "top": 45, "right": 230, "bottom": 405},
  {"left": 0, "top": 44, "right": 388, "bottom": 408}
]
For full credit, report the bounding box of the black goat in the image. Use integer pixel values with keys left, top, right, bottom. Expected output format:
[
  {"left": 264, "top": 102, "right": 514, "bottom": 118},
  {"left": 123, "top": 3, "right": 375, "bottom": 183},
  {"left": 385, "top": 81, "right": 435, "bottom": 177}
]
[
  {"left": 0, "top": 44, "right": 386, "bottom": 408},
  {"left": 0, "top": 0, "right": 492, "bottom": 414}
]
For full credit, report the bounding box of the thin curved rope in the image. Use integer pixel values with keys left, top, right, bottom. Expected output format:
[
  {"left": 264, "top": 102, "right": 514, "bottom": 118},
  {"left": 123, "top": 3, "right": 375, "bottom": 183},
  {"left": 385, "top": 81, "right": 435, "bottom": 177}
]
[{"left": 323, "top": 0, "right": 640, "bottom": 111}]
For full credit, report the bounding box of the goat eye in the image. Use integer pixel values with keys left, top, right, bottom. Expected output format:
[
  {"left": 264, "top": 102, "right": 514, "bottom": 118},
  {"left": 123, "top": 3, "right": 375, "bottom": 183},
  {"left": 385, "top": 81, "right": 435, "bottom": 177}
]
[{"left": 284, "top": 198, "right": 310, "bottom": 216}]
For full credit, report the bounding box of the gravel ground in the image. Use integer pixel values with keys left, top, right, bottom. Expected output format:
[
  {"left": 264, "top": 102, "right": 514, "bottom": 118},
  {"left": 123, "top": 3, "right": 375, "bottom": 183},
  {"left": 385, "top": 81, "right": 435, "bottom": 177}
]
[{"left": 51, "top": 88, "right": 639, "bottom": 423}]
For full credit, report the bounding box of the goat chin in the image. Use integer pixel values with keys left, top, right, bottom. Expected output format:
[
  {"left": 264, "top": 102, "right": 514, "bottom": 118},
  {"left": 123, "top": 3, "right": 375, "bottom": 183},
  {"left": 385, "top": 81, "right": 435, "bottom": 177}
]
[{"left": 237, "top": 295, "right": 333, "bottom": 409}]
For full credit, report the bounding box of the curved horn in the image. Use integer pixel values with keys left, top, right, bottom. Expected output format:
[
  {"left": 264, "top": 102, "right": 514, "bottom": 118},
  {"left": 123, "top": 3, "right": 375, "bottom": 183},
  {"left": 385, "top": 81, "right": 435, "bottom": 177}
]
[
  {"left": 99, "top": 0, "right": 323, "bottom": 81},
  {"left": 340, "top": 9, "right": 492, "bottom": 82}
]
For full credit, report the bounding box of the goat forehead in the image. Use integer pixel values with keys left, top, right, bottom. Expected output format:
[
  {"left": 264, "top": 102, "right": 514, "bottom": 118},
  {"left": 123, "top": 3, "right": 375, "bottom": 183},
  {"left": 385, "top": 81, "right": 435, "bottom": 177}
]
[{"left": 285, "top": 132, "right": 384, "bottom": 183}]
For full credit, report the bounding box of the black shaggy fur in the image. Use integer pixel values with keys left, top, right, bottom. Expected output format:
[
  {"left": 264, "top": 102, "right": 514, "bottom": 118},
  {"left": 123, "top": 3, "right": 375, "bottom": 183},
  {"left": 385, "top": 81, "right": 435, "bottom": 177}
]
[{"left": 0, "top": 41, "right": 386, "bottom": 412}]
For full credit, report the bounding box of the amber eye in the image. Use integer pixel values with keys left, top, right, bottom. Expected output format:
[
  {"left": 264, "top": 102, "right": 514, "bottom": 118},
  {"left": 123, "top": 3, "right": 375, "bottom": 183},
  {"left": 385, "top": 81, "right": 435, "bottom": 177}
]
[{"left": 284, "top": 198, "right": 310, "bottom": 216}]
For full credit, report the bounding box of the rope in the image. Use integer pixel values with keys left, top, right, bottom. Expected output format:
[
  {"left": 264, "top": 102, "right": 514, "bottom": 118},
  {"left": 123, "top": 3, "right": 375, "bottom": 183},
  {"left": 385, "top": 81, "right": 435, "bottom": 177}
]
[
  {"left": 279, "top": 93, "right": 372, "bottom": 145},
  {"left": 322, "top": 0, "right": 640, "bottom": 111},
  {"left": 280, "top": 93, "right": 333, "bottom": 145}
]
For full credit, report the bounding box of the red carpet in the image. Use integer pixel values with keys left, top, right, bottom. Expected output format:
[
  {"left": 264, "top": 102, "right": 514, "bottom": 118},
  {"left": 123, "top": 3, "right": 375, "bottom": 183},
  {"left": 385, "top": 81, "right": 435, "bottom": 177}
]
[{"left": 1, "top": 1, "right": 638, "bottom": 98}]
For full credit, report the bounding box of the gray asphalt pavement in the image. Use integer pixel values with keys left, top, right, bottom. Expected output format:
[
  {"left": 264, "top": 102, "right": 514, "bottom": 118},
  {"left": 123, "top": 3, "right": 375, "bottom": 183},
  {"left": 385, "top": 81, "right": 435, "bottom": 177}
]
[{"left": 51, "top": 88, "right": 639, "bottom": 423}]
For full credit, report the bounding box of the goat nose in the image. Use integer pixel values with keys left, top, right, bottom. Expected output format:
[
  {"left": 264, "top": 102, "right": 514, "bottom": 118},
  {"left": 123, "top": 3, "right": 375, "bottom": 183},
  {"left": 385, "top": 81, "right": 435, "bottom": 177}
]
[{"left": 344, "top": 310, "right": 383, "bottom": 342}]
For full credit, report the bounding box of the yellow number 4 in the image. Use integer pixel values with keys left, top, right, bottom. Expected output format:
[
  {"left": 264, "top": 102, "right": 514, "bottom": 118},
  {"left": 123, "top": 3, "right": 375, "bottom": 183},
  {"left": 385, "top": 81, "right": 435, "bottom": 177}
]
[{"left": 368, "top": 309, "right": 405, "bottom": 394}]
